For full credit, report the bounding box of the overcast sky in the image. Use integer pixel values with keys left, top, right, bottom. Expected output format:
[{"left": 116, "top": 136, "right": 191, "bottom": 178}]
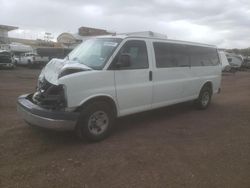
[{"left": 1, "top": 0, "right": 250, "bottom": 48}]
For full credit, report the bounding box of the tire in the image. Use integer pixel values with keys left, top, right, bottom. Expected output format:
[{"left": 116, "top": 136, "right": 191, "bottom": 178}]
[
  {"left": 195, "top": 86, "right": 212, "bottom": 110},
  {"left": 75, "top": 101, "right": 115, "bottom": 142}
]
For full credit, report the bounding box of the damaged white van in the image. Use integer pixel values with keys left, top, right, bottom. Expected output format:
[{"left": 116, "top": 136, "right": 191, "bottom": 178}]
[{"left": 17, "top": 32, "right": 222, "bottom": 141}]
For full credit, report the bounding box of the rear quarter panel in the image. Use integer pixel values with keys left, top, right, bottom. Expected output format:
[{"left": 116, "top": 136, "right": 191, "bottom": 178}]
[{"left": 190, "top": 65, "right": 222, "bottom": 97}]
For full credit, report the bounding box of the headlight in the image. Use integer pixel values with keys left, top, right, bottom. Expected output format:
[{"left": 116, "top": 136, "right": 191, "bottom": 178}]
[
  {"left": 58, "top": 68, "right": 85, "bottom": 79},
  {"left": 33, "top": 82, "right": 67, "bottom": 110},
  {"left": 38, "top": 67, "right": 45, "bottom": 81}
]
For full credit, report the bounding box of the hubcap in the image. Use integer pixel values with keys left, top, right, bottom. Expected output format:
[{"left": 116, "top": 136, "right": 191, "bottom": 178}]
[
  {"left": 201, "top": 91, "right": 210, "bottom": 106},
  {"left": 88, "top": 111, "right": 109, "bottom": 135}
]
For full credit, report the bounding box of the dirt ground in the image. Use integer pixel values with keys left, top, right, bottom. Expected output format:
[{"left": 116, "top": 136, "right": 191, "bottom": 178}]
[{"left": 0, "top": 67, "right": 250, "bottom": 188}]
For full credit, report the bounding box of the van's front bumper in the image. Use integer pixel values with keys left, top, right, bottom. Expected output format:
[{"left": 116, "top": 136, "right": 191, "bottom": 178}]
[{"left": 17, "top": 94, "right": 79, "bottom": 131}]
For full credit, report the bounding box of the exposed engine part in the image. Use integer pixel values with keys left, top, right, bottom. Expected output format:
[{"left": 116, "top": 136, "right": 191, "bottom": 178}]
[{"left": 32, "top": 78, "right": 66, "bottom": 110}]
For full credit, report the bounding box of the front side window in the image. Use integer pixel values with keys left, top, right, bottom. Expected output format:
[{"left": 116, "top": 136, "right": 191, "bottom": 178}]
[
  {"left": 67, "top": 38, "right": 122, "bottom": 70},
  {"left": 112, "top": 40, "right": 149, "bottom": 69}
]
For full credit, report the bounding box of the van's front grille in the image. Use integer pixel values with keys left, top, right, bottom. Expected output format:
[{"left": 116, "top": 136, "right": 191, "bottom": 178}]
[
  {"left": 33, "top": 78, "right": 66, "bottom": 110},
  {"left": 37, "top": 77, "right": 51, "bottom": 92}
]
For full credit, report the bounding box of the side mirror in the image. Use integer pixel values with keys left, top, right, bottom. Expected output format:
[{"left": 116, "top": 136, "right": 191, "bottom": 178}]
[{"left": 116, "top": 53, "right": 131, "bottom": 68}]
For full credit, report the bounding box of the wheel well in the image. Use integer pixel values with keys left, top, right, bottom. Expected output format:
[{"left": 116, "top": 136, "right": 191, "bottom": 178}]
[
  {"left": 201, "top": 82, "right": 213, "bottom": 94},
  {"left": 75, "top": 96, "right": 117, "bottom": 117}
]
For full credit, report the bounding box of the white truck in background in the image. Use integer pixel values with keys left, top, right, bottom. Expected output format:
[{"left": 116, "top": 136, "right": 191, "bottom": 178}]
[{"left": 18, "top": 53, "right": 49, "bottom": 67}]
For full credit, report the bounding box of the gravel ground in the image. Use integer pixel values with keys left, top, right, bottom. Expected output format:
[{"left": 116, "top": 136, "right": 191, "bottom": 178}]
[{"left": 0, "top": 67, "right": 250, "bottom": 188}]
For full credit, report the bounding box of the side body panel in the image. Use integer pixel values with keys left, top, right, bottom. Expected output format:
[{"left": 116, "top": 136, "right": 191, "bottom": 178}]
[
  {"left": 149, "top": 40, "right": 195, "bottom": 109},
  {"left": 114, "top": 68, "right": 153, "bottom": 116},
  {"left": 59, "top": 71, "right": 117, "bottom": 111},
  {"left": 149, "top": 39, "right": 221, "bottom": 109},
  {"left": 188, "top": 66, "right": 221, "bottom": 97},
  {"left": 112, "top": 39, "right": 153, "bottom": 116}
]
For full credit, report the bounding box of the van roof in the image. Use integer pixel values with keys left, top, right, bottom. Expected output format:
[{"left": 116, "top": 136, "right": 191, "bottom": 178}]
[{"left": 95, "top": 31, "right": 217, "bottom": 48}]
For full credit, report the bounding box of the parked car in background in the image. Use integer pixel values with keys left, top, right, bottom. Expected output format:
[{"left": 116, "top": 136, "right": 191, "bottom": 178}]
[
  {"left": 17, "top": 32, "right": 222, "bottom": 142},
  {"left": 226, "top": 53, "right": 243, "bottom": 70},
  {"left": 242, "top": 56, "right": 250, "bottom": 69},
  {"left": 219, "top": 51, "right": 231, "bottom": 72},
  {"left": 13, "top": 56, "right": 20, "bottom": 65},
  {"left": 18, "top": 52, "right": 49, "bottom": 67},
  {"left": 0, "top": 50, "right": 15, "bottom": 69}
]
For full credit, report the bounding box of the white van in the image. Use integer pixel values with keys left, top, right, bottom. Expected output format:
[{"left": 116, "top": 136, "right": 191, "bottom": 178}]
[{"left": 17, "top": 32, "right": 222, "bottom": 141}]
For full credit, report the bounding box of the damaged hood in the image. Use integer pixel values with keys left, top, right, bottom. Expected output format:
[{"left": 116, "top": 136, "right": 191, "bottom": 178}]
[{"left": 41, "top": 58, "right": 91, "bottom": 85}]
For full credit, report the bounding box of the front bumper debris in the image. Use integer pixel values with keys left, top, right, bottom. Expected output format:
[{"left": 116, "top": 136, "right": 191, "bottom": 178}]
[{"left": 17, "top": 94, "right": 79, "bottom": 131}]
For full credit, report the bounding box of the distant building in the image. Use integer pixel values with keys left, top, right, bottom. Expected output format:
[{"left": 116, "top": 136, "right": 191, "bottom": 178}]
[
  {"left": 2, "top": 37, "right": 60, "bottom": 55},
  {"left": 9, "top": 37, "right": 59, "bottom": 48},
  {"left": 57, "top": 26, "right": 113, "bottom": 49},
  {"left": 0, "top": 24, "right": 18, "bottom": 44},
  {"left": 0, "top": 24, "right": 58, "bottom": 54},
  {"left": 78, "top": 26, "right": 111, "bottom": 36},
  {"left": 57, "top": 33, "right": 84, "bottom": 49}
]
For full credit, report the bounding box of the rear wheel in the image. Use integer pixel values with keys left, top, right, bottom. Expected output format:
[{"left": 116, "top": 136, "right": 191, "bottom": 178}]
[
  {"left": 75, "top": 101, "right": 115, "bottom": 142},
  {"left": 195, "top": 86, "right": 212, "bottom": 109}
]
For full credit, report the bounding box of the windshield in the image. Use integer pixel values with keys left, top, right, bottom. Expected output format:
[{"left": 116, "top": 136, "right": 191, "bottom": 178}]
[{"left": 67, "top": 38, "right": 122, "bottom": 70}]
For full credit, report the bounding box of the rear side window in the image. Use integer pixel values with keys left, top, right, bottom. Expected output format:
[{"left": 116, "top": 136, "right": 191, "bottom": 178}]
[
  {"left": 189, "top": 46, "right": 219, "bottom": 66},
  {"left": 153, "top": 42, "right": 189, "bottom": 68}
]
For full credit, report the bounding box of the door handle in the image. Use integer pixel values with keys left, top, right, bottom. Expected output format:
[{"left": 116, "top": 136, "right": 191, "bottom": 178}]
[{"left": 149, "top": 71, "right": 153, "bottom": 81}]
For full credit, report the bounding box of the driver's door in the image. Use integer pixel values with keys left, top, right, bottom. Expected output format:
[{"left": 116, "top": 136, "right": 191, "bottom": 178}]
[{"left": 111, "top": 40, "right": 153, "bottom": 116}]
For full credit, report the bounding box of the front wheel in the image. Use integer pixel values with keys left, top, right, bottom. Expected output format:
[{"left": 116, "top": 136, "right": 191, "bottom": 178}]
[
  {"left": 75, "top": 101, "right": 115, "bottom": 142},
  {"left": 195, "top": 86, "right": 212, "bottom": 110}
]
